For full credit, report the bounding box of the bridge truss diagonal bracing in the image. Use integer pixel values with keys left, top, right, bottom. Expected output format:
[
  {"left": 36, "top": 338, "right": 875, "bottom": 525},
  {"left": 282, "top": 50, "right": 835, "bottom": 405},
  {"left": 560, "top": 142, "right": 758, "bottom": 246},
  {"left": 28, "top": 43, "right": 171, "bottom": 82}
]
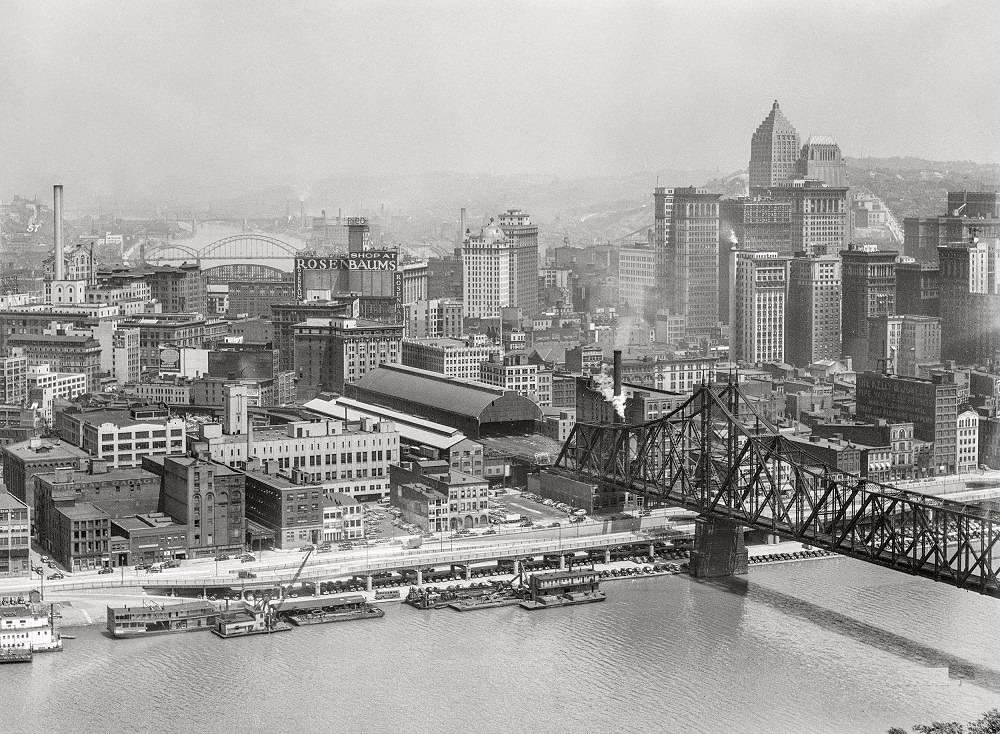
[
  {"left": 146, "top": 234, "right": 304, "bottom": 271},
  {"left": 553, "top": 384, "right": 1000, "bottom": 598}
]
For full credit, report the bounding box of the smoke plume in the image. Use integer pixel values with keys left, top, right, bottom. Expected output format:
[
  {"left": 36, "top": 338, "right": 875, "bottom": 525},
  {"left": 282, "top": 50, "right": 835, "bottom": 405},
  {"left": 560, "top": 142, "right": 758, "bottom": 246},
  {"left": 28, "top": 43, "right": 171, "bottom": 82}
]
[{"left": 592, "top": 370, "right": 626, "bottom": 420}]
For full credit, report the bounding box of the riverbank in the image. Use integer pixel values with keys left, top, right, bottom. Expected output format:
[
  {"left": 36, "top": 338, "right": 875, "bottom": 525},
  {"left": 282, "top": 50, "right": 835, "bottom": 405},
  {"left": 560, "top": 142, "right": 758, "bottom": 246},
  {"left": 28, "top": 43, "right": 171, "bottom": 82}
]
[{"left": 51, "top": 541, "right": 835, "bottom": 629}]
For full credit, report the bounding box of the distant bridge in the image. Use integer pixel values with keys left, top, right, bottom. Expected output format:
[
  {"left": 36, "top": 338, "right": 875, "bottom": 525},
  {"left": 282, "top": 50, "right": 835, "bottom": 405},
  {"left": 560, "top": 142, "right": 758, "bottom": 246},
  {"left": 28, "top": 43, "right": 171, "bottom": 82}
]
[
  {"left": 145, "top": 234, "right": 306, "bottom": 274},
  {"left": 553, "top": 383, "right": 1000, "bottom": 598}
]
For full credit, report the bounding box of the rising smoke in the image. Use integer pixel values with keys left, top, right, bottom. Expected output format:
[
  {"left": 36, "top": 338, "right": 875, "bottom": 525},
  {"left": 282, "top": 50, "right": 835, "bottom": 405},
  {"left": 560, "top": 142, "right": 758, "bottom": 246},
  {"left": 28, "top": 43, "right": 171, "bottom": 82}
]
[{"left": 592, "top": 370, "right": 626, "bottom": 420}]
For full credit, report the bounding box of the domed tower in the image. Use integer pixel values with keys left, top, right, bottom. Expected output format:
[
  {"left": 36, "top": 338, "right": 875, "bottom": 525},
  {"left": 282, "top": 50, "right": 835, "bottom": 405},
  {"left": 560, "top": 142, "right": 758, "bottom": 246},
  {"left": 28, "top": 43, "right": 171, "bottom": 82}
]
[{"left": 749, "top": 100, "right": 801, "bottom": 192}]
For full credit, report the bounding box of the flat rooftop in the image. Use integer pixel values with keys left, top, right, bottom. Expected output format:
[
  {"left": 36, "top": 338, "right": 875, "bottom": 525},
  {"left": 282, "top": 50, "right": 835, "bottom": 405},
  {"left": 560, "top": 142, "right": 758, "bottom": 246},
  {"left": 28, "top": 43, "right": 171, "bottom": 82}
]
[{"left": 3, "top": 439, "right": 89, "bottom": 462}]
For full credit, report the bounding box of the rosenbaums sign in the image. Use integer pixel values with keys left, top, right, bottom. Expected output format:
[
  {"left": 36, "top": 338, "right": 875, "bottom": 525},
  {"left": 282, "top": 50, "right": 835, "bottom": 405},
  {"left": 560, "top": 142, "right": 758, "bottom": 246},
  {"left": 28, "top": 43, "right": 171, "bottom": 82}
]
[{"left": 294, "top": 250, "right": 399, "bottom": 300}]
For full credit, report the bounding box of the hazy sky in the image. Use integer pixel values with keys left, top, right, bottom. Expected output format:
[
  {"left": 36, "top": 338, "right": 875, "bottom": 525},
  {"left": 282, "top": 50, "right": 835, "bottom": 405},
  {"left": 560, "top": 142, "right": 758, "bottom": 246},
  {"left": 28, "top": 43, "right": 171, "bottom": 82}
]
[{"left": 2, "top": 0, "right": 998, "bottom": 201}]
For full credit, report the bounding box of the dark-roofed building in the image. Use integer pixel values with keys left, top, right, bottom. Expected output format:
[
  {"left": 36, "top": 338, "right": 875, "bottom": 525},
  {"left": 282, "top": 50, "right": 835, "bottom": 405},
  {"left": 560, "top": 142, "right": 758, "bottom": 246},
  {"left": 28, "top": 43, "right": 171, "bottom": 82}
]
[
  {"left": 52, "top": 502, "right": 111, "bottom": 572},
  {"left": 344, "top": 363, "right": 542, "bottom": 439},
  {"left": 0, "top": 492, "right": 30, "bottom": 577},
  {"left": 1, "top": 436, "right": 90, "bottom": 508},
  {"left": 34, "top": 460, "right": 161, "bottom": 553},
  {"left": 111, "top": 513, "right": 189, "bottom": 566},
  {"left": 142, "top": 455, "right": 245, "bottom": 557}
]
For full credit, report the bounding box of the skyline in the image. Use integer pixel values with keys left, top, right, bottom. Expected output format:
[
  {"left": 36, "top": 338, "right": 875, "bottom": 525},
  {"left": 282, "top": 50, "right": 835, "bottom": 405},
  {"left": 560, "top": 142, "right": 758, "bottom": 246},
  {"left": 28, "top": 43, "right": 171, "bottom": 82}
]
[{"left": 2, "top": 0, "right": 999, "bottom": 201}]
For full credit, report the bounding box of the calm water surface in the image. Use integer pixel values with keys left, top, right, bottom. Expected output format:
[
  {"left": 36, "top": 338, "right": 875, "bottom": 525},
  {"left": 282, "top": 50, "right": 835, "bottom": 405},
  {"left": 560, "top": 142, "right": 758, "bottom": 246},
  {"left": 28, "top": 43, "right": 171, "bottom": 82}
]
[{"left": 4, "top": 558, "right": 1000, "bottom": 734}]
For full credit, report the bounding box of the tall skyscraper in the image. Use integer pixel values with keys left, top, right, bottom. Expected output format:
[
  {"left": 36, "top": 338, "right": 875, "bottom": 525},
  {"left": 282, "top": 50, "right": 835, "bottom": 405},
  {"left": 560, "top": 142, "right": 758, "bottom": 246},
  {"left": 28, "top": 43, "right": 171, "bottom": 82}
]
[
  {"left": 462, "top": 209, "right": 539, "bottom": 318},
  {"left": 653, "top": 187, "right": 721, "bottom": 335},
  {"left": 937, "top": 237, "right": 1000, "bottom": 365},
  {"left": 732, "top": 251, "right": 787, "bottom": 364},
  {"left": 841, "top": 243, "right": 897, "bottom": 370},
  {"left": 768, "top": 180, "right": 849, "bottom": 256},
  {"left": 796, "top": 135, "right": 848, "bottom": 188},
  {"left": 785, "top": 253, "right": 841, "bottom": 367},
  {"left": 749, "top": 101, "right": 801, "bottom": 192}
]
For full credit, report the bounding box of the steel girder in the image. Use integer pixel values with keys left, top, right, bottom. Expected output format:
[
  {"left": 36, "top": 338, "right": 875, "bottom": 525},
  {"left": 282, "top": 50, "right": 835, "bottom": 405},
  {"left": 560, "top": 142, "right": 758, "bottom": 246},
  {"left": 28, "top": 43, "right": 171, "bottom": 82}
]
[{"left": 554, "top": 385, "right": 1000, "bottom": 598}]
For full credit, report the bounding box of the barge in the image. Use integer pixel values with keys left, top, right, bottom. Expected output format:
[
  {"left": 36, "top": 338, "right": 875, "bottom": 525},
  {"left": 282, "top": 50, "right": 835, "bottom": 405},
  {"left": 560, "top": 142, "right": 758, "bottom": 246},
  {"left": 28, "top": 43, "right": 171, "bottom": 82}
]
[
  {"left": 286, "top": 595, "right": 385, "bottom": 625},
  {"left": 107, "top": 600, "right": 220, "bottom": 638},
  {"left": 0, "top": 648, "right": 33, "bottom": 663},
  {"left": 519, "top": 569, "right": 606, "bottom": 611},
  {"left": 212, "top": 604, "right": 292, "bottom": 638}
]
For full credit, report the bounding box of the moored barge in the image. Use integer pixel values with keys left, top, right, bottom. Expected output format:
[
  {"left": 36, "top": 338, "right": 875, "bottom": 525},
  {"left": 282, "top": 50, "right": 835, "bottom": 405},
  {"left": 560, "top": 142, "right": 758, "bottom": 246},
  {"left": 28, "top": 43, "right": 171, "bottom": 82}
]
[
  {"left": 285, "top": 595, "right": 385, "bottom": 625},
  {"left": 107, "top": 600, "right": 220, "bottom": 638},
  {"left": 519, "top": 569, "right": 606, "bottom": 610},
  {"left": 212, "top": 604, "right": 292, "bottom": 638}
]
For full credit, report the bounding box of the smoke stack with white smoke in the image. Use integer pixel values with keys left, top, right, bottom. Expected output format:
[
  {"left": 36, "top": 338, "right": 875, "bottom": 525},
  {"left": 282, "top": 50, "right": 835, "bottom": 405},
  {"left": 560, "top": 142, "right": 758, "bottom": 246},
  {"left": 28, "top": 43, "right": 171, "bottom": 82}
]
[
  {"left": 591, "top": 350, "right": 626, "bottom": 421},
  {"left": 728, "top": 230, "right": 739, "bottom": 247}
]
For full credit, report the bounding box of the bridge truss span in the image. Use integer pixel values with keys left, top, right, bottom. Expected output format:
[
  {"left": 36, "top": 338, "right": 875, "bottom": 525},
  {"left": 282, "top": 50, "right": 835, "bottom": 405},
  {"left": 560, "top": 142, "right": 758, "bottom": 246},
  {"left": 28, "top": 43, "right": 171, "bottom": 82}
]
[{"left": 554, "top": 384, "right": 1000, "bottom": 598}]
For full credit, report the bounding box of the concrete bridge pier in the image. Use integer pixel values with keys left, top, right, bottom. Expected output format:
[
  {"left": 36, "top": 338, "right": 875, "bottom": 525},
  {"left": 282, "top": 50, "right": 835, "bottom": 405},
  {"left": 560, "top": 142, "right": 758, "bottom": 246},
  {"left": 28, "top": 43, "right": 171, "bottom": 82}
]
[
  {"left": 648, "top": 543, "right": 656, "bottom": 558},
  {"left": 690, "top": 517, "right": 748, "bottom": 578},
  {"left": 465, "top": 566, "right": 472, "bottom": 580},
  {"left": 604, "top": 550, "right": 611, "bottom": 564},
  {"left": 415, "top": 569, "right": 423, "bottom": 585},
  {"left": 366, "top": 575, "right": 373, "bottom": 592},
  {"left": 558, "top": 555, "right": 566, "bottom": 571},
  {"left": 512, "top": 559, "right": 520, "bottom": 576}
]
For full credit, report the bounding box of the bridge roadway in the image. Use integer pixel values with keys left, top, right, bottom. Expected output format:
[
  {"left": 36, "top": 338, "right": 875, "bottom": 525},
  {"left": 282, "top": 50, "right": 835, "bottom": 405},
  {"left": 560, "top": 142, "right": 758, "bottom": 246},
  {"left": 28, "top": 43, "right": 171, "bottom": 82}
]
[{"left": 9, "top": 530, "right": 667, "bottom": 595}]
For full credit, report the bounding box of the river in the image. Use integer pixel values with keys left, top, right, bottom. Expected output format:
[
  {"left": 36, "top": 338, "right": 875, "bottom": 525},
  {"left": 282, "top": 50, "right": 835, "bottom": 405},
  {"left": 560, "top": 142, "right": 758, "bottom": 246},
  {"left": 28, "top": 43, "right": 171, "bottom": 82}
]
[{"left": 3, "top": 557, "right": 1000, "bottom": 734}]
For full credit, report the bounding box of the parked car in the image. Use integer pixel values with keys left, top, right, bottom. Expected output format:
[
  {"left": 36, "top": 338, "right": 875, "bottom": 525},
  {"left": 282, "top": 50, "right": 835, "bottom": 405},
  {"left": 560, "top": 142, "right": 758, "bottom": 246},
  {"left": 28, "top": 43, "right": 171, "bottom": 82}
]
[
  {"left": 47, "top": 572, "right": 64, "bottom": 580},
  {"left": 98, "top": 567, "right": 114, "bottom": 574},
  {"left": 214, "top": 554, "right": 231, "bottom": 562},
  {"left": 40, "top": 556, "right": 49, "bottom": 563},
  {"left": 164, "top": 560, "right": 181, "bottom": 569},
  {"left": 134, "top": 563, "right": 151, "bottom": 571},
  {"left": 240, "top": 555, "right": 257, "bottom": 563},
  {"left": 47, "top": 562, "right": 56, "bottom": 569}
]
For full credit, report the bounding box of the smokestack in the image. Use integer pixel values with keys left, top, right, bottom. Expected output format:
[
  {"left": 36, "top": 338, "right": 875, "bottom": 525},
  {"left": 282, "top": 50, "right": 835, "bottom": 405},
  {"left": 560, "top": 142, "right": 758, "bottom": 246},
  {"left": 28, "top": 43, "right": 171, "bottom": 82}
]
[
  {"left": 300, "top": 200, "right": 305, "bottom": 229},
  {"left": 460, "top": 207, "right": 467, "bottom": 241},
  {"left": 53, "top": 184, "right": 65, "bottom": 281},
  {"left": 613, "top": 349, "right": 622, "bottom": 395}
]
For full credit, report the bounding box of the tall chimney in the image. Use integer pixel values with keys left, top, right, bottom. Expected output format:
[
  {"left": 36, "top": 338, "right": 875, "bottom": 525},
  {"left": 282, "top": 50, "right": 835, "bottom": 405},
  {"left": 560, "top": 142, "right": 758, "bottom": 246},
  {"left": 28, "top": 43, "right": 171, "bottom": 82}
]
[
  {"left": 460, "top": 207, "right": 467, "bottom": 242},
  {"left": 53, "top": 184, "right": 65, "bottom": 280},
  {"left": 300, "top": 199, "right": 305, "bottom": 229},
  {"left": 613, "top": 349, "right": 622, "bottom": 395}
]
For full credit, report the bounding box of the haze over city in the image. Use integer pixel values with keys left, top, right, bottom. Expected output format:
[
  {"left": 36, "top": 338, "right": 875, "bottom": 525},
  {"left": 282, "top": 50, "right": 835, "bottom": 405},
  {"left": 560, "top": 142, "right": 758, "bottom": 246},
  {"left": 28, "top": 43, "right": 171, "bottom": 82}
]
[{"left": 2, "top": 0, "right": 999, "bottom": 202}]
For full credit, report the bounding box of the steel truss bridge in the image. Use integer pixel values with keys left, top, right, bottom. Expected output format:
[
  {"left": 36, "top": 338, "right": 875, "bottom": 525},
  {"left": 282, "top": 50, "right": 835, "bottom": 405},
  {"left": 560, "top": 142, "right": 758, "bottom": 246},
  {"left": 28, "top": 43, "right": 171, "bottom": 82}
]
[
  {"left": 553, "top": 383, "right": 1000, "bottom": 598},
  {"left": 145, "top": 234, "right": 304, "bottom": 278}
]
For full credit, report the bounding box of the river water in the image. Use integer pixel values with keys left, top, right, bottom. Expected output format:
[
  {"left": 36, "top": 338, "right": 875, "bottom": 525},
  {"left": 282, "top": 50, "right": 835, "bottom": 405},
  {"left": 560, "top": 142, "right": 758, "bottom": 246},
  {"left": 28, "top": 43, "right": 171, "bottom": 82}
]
[{"left": 4, "top": 558, "right": 1000, "bottom": 734}]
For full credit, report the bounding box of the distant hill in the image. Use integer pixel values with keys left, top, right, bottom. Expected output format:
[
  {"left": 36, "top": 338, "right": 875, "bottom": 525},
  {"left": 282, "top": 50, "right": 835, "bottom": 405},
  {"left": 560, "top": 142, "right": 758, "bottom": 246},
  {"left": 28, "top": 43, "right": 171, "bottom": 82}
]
[{"left": 846, "top": 158, "right": 1000, "bottom": 219}]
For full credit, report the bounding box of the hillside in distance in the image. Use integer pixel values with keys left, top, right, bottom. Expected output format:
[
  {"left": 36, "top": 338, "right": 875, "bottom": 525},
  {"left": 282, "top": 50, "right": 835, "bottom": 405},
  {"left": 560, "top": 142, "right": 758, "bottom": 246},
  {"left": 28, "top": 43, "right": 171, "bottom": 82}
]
[{"left": 846, "top": 157, "right": 1000, "bottom": 219}]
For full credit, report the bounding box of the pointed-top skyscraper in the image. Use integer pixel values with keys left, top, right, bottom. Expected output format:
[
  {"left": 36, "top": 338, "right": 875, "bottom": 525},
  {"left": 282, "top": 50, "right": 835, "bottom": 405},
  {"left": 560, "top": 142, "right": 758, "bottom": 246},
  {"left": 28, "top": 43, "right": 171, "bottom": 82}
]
[{"left": 749, "top": 100, "right": 801, "bottom": 192}]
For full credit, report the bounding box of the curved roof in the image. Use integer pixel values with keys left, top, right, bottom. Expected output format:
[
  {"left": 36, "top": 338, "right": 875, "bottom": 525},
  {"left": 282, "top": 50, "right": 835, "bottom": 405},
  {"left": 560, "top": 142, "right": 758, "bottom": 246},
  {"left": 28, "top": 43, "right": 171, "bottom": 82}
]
[{"left": 348, "top": 364, "right": 540, "bottom": 423}]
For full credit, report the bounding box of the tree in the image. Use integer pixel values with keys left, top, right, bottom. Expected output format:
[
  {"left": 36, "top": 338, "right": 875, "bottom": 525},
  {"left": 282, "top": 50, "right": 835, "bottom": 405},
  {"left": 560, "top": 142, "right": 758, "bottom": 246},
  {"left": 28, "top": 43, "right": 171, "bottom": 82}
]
[{"left": 890, "top": 709, "right": 1000, "bottom": 734}]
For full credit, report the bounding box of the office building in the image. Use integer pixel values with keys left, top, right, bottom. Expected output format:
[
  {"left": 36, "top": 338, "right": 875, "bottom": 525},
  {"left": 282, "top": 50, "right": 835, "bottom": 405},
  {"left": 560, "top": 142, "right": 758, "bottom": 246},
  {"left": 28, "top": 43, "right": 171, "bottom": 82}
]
[
  {"left": 856, "top": 370, "right": 959, "bottom": 474},
  {"left": 796, "top": 135, "right": 848, "bottom": 188},
  {"left": 9, "top": 333, "right": 102, "bottom": 393},
  {"left": 192, "top": 418, "right": 400, "bottom": 501},
  {"left": 143, "top": 264, "right": 208, "bottom": 316},
  {"left": 56, "top": 405, "right": 186, "bottom": 469},
  {"left": 771, "top": 180, "right": 849, "bottom": 256},
  {"left": 402, "top": 338, "right": 500, "bottom": 381},
  {"left": 732, "top": 252, "right": 787, "bottom": 364},
  {"left": 617, "top": 243, "right": 657, "bottom": 316},
  {"left": 841, "top": 243, "right": 897, "bottom": 370},
  {"left": 903, "top": 189, "right": 1000, "bottom": 262},
  {"left": 938, "top": 238, "right": 1000, "bottom": 365},
  {"left": 653, "top": 187, "right": 721, "bottom": 334},
  {"left": 0, "top": 355, "right": 28, "bottom": 407},
  {"left": 895, "top": 262, "right": 939, "bottom": 318},
  {"left": 0, "top": 493, "right": 30, "bottom": 577},
  {"left": 785, "top": 253, "right": 841, "bottom": 368},
  {"left": 462, "top": 210, "right": 539, "bottom": 318},
  {"left": 405, "top": 299, "right": 464, "bottom": 339},
  {"left": 292, "top": 316, "right": 402, "bottom": 397},
  {"left": 27, "top": 365, "right": 88, "bottom": 421},
  {"left": 957, "top": 408, "right": 980, "bottom": 474},
  {"left": 1, "top": 437, "right": 90, "bottom": 508},
  {"left": 749, "top": 100, "right": 801, "bottom": 191},
  {"left": 867, "top": 315, "right": 942, "bottom": 377}
]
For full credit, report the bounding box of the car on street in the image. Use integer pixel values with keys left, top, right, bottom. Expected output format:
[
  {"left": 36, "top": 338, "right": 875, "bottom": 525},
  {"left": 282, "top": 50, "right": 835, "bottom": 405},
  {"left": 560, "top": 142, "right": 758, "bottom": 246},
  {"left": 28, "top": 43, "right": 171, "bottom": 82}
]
[
  {"left": 214, "top": 554, "right": 231, "bottom": 561},
  {"left": 47, "top": 562, "right": 56, "bottom": 569},
  {"left": 47, "top": 572, "right": 64, "bottom": 580},
  {"left": 164, "top": 560, "right": 182, "bottom": 568},
  {"left": 240, "top": 555, "right": 257, "bottom": 563},
  {"left": 98, "top": 567, "right": 114, "bottom": 574},
  {"left": 41, "top": 556, "right": 49, "bottom": 563},
  {"left": 134, "top": 563, "right": 151, "bottom": 571}
]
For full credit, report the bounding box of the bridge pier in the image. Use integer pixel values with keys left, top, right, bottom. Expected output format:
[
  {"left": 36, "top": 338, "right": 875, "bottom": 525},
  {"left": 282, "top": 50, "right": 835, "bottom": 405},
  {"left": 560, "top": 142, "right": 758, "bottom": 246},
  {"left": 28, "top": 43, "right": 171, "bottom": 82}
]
[
  {"left": 366, "top": 575, "right": 373, "bottom": 592},
  {"left": 604, "top": 550, "right": 611, "bottom": 564},
  {"left": 690, "top": 517, "right": 748, "bottom": 578},
  {"left": 415, "top": 569, "right": 423, "bottom": 586},
  {"left": 558, "top": 555, "right": 566, "bottom": 571}
]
